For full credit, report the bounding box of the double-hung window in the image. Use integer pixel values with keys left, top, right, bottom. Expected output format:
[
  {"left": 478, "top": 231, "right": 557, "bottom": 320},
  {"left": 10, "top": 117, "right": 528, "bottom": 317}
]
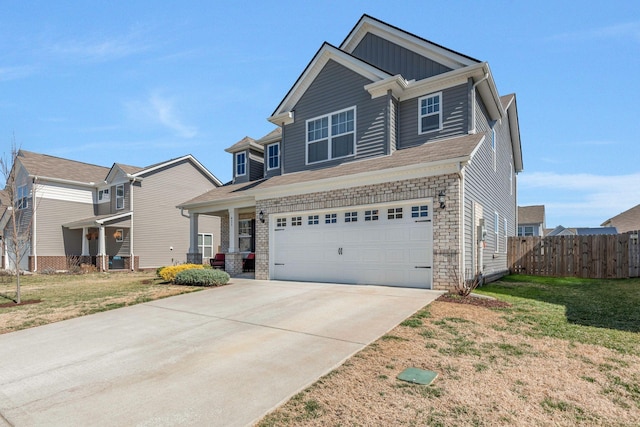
[
  {"left": 198, "top": 233, "right": 214, "bottom": 258},
  {"left": 236, "top": 152, "right": 246, "bottom": 177},
  {"left": 418, "top": 92, "right": 442, "bottom": 134},
  {"left": 267, "top": 143, "right": 280, "bottom": 170},
  {"left": 116, "top": 184, "right": 124, "bottom": 210},
  {"left": 16, "top": 185, "right": 29, "bottom": 210},
  {"left": 306, "top": 107, "right": 355, "bottom": 164},
  {"left": 98, "top": 188, "right": 110, "bottom": 202},
  {"left": 494, "top": 212, "right": 500, "bottom": 253}
]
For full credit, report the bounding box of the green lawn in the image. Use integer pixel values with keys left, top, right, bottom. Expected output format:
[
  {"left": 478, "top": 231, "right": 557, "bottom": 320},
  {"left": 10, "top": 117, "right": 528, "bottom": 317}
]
[{"left": 476, "top": 275, "right": 640, "bottom": 354}]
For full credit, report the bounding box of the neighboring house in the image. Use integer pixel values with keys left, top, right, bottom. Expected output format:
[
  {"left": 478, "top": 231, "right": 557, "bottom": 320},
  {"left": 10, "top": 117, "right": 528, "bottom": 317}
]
[
  {"left": 0, "top": 150, "right": 222, "bottom": 272},
  {"left": 517, "top": 205, "right": 546, "bottom": 236},
  {"left": 178, "top": 15, "right": 523, "bottom": 290},
  {"left": 546, "top": 226, "right": 618, "bottom": 236},
  {"left": 601, "top": 203, "right": 640, "bottom": 233}
]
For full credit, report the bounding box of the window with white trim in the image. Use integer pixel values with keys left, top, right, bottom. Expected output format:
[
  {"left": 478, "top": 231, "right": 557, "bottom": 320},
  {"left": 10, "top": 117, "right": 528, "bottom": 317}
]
[
  {"left": 518, "top": 226, "right": 535, "bottom": 237},
  {"left": 238, "top": 219, "right": 253, "bottom": 252},
  {"left": 116, "top": 184, "right": 124, "bottom": 210},
  {"left": 98, "top": 188, "right": 110, "bottom": 202},
  {"left": 267, "top": 143, "right": 280, "bottom": 170},
  {"left": 345, "top": 211, "right": 358, "bottom": 223},
  {"left": 494, "top": 212, "right": 500, "bottom": 253},
  {"left": 364, "top": 210, "right": 378, "bottom": 221},
  {"left": 306, "top": 107, "right": 355, "bottom": 164},
  {"left": 388, "top": 207, "right": 403, "bottom": 219},
  {"left": 115, "top": 229, "right": 124, "bottom": 242},
  {"left": 418, "top": 92, "right": 442, "bottom": 134},
  {"left": 236, "top": 152, "right": 246, "bottom": 177},
  {"left": 198, "top": 233, "right": 214, "bottom": 258},
  {"left": 276, "top": 218, "right": 287, "bottom": 228},
  {"left": 325, "top": 213, "right": 337, "bottom": 224},
  {"left": 504, "top": 218, "right": 508, "bottom": 253},
  {"left": 308, "top": 215, "right": 319, "bottom": 225},
  {"left": 292, "top": 216, "right": 302, "bottom": 226},
  {"left": 17, "top": 185, "right": 29, "bottom": 210},
  {"left": 510, "top": 162, "right": 513, "bottom": 195}
]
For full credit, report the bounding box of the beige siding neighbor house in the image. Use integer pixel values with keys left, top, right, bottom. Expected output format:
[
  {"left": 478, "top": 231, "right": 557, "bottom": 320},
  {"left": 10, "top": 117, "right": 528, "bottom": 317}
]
[
  {"left": 601, "top": 203, "right": 640, "bottom": 233},
  {"left": 517, "top": 205, "right": 546, "bottom": 237},
  {"left": 179, "top": 15, "right": 523, "bottom": 290},
  {"left": 1, "top": 150, "right": 222, "bottom": 272}
]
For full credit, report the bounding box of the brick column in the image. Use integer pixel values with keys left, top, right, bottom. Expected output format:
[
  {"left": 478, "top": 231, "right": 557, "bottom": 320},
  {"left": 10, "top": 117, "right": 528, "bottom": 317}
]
[{"left": 225, "top": 252, "right": 243, "bottom": 276}]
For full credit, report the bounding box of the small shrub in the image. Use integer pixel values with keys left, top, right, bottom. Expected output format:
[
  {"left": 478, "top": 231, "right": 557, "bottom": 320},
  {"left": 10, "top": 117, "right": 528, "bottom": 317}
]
[
  {"left": 159, "top": 264, "right": 204, "bottom": 282},
  {"left": 174, "top": 268, "right": 230, "bottom": 286},
  {"left": 156, "top": 266, "right": 165, "bottom": 277}
]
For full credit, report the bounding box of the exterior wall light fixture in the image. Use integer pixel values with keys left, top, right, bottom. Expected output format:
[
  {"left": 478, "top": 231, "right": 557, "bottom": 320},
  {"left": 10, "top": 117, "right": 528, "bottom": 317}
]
[
  {"left": 259, "top": 210, "right": 265, "bottom": 223},
  {"left": 438, "top": 191, "right": 446, "bottom": 209}
]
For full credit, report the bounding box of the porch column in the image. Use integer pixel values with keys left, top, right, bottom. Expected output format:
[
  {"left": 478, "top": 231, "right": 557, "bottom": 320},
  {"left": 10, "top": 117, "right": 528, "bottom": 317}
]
[
  {"left": 228, "top": 208, "right": 239, "bottom": 253},
  {"left": 81, "top": 227, "right": 90, "bottom": 256},
  {"left": 187, "top": 213, "right": 202, "bottom": 264},
  {"left": 98, "top": 225, "right": 107, "bottom": 271}
]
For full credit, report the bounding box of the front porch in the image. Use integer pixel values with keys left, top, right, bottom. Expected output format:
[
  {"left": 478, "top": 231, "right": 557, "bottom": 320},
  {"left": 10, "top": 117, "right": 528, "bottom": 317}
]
[{"left": 185, "top": 205, "right": 257, "bottom": 277}]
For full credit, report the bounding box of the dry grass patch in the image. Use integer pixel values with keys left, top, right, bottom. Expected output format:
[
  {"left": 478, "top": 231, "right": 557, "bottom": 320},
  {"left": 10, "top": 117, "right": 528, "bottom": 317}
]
[
  {"left": 0, "top": 271, "right": 202, "bottom": 334},
  {"left": 258, "top": 279, "right": 640, "bottom": 426}
]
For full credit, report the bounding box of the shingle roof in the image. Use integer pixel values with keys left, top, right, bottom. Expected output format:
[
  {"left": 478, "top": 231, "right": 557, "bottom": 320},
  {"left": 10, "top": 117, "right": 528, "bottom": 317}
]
[
  {"left": 224, "top": 136, "right": 263, "bottom": 153},
  {"left": 255, "top": 128, "right": 282, "bottom": 145},
  {"left": 518, "top": 205, "right": 545, "bottom": 225},
  {"left": 179, "top": 133, "right": 484, "bottom": 208},
  {"left": 601, "top": 203, "right": 640, "bottom": 233},
  {"left": 17, "top": 150, "right": 110, "bottom": 184}
]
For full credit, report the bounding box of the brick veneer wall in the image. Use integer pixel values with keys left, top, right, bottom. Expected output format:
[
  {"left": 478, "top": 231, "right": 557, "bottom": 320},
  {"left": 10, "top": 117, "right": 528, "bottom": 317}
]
[{"left": 255, "top": 174, "right": 462, "bottom": 290}]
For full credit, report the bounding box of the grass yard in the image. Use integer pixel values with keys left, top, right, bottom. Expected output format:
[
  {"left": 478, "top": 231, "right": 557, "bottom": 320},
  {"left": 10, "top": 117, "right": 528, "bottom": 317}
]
[
  {"left": 0, "top": 271, "right": 201, "bottom": 334},
  {"left": 258, "top": 275, "right": 640, "bottom": 426}
]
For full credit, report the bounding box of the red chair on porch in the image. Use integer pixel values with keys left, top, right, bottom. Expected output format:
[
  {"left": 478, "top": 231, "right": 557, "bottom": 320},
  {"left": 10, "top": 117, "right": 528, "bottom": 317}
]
[
  {"left": 210, "top": 253, "right": 225, "bottom": 270},
  {"left": 243, "top": 253, "right": 255, "bottom": 272}
]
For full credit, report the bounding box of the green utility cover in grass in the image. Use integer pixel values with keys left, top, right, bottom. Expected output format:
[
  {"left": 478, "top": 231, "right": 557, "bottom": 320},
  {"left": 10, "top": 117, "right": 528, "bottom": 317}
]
[{"left": 397, "top": 367, "right": 438, "bottom": 385}]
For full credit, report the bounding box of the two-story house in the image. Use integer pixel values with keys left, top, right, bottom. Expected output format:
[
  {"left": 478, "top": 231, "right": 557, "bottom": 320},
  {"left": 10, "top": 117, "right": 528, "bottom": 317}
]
[
  {"left": 1, "top": 150, "right": 222, "bottom": 272},
  {"left": 179, "top": 15, "right": 523, "bottom": 290},
  {"left": 517, "top": 205, "right": 546, "bottom": 237}
]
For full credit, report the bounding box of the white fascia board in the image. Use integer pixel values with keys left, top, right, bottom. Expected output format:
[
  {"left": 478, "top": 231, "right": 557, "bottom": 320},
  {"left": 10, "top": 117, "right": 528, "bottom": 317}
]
[
  {"left": 270, "top": 44, "right": 391, "bottom": 117},
  {"left": 364, "top": 75, "right": 409, "bottom": 99},
  {"left": 181, "top": 196, "right": 256, "bottom": 215},
  {"left": 134, "top": 155, "right": 222, "bottom": 186},
  {"left": 251, "top": 157, "right": 469, "bottom": 201},
  {"left": 268, "top": 112, "right": 294, "bottom": 126},
  {"left": 30, "top": 175, "right": 96, "bottom": 188},
  {"left": 341, "top": 17, "right": 478, "bottom": 70},
  {"left": 95, "top": 211, "right": 133, "bottom": 225},
  {"left": 505, "top": 98, "right": 523, "bottom": 172}
]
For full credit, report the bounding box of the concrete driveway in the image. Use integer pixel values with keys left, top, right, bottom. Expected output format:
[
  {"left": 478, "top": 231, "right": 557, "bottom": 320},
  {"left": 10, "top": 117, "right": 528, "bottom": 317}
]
[{"left": 0, "top": 279, "right": 441, "bottom": 427}]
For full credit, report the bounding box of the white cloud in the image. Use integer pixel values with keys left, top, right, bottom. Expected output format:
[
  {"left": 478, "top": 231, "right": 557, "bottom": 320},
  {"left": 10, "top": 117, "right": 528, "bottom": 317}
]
[
  {"left": 125, "top": 91, "right": 197, "bottom": 139},
  {"left": 0, "top": 65, "right": 36, "bottom": 81},
  {"left": 550, "top": 21, "right": 640, "bottom": 43},
  {"left": 519, "top": 171, "right": 640, "bottom": 226}
]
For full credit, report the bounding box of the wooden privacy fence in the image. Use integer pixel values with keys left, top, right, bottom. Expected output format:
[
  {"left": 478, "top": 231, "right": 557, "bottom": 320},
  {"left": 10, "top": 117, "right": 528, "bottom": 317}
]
[{"left": 508, "top": 231, "right": 640, "bottom": 279}]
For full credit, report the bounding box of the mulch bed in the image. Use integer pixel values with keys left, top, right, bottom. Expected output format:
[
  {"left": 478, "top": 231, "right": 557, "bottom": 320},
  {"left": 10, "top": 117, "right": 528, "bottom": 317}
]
[
  {"left": 0, "top": 299, "right": 42, "bottom": 308},
  {"left": 436, "top": 293, "right": 511, "bottom": 308}
]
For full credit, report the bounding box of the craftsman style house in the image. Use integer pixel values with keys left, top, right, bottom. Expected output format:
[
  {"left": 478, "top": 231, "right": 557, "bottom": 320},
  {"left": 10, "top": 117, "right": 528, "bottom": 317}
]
[
  {"left": 1, "top": 150, "right": 221, "bottom": 272},
  {"left": 179, "top": 15, "right": 523, "bottom": 290}
]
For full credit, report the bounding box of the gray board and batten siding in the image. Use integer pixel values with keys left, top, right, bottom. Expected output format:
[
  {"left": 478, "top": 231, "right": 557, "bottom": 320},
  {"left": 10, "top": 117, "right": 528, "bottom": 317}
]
[
  {"left": 283, "top": 59, "right": 388, "bottom": 174},
  {"left": 351, "top": 33, "right": 453, "bottom": 80}
]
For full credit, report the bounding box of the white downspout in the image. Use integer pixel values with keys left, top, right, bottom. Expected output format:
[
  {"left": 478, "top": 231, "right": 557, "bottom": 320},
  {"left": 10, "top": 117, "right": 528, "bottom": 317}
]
[
  {"left": 457, "top": 162, "right": 465, "bottom": 279},
  {"left": 129, "top": 178, "right": 135, "bottom": 270},
  {"left": 32, "top": 178, "right": 37, "bottom": 272},
  {"left": 470, "top": 73, "right": 489, "bottom": 134}
]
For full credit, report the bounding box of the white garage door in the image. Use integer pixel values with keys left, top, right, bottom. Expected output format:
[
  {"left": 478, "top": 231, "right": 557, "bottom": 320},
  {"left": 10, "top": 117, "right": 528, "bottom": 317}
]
[{"left": 271, "top": 201, "right": 433, "bottom": 288}]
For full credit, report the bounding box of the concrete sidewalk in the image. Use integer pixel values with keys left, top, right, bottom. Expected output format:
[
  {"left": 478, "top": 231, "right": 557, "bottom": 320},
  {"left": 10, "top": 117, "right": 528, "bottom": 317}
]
[{"left": 0, "top": 279, "right": 442, "bottom": 426}]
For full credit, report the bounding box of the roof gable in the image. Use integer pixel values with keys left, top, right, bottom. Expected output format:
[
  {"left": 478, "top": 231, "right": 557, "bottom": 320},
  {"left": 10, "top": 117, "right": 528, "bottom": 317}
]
[
  {"left": 269, "top": 43, "right": 392, "bottom": 123},
  {"left": 16, "top": 150, "right": 109, "bottom": 184},
  {"left": 602, "top": 203, "right": 640, "bottom": 233},
  {"left": 518, "top": 205, "right": 545, "bottom": 224},
  {"left": 340, "top": 14, "right": 479, "bottom": 70}
]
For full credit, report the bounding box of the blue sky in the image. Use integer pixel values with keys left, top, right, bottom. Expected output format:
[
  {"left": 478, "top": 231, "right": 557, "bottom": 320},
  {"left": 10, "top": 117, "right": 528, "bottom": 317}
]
[{"left": 1, "top": 1, "right": 639, "bottom": 228}]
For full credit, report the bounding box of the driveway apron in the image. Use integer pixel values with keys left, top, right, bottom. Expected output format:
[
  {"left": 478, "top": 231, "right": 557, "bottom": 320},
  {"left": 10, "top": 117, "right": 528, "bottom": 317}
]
[{"left": 0, "top": 279, "right": 442, "bottom": 427}]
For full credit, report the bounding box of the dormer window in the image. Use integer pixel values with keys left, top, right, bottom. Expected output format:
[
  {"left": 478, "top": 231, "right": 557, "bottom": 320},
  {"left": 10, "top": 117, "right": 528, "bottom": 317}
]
[
  {"left": 418, "top": 92, "right": 442, "bottom": 134},
  {"left": 306, "top": 107, "right": 355, "bottom": 164},
  {"left": 267, "top": 143, "right": 280, "bottom": 170},
  {"left": 236, "top": 152, "right": 246, "bottom": 176}
]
